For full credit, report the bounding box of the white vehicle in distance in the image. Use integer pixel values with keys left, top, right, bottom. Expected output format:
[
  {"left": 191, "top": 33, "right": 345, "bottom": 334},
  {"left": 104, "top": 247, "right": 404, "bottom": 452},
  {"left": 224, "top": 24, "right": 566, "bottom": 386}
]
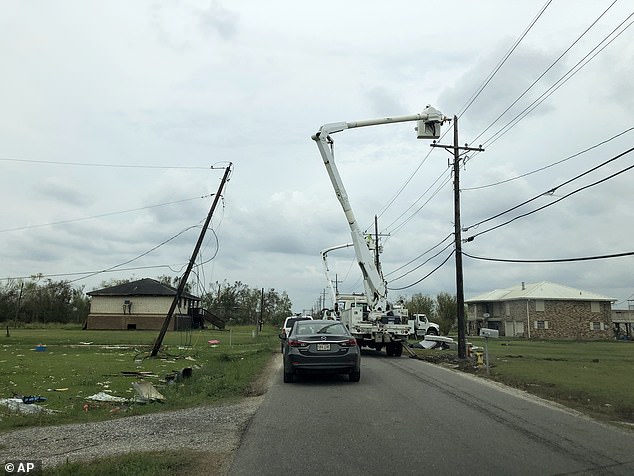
[{"left": 280, "top": 315, "right": 313, "bottom": 351}]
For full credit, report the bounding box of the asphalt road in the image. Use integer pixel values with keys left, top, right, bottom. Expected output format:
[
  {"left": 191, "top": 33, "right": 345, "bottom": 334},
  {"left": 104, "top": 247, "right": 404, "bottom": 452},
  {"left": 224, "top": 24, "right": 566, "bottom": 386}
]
[{"left": 228, "top": 351, "right": 634, "bottom": 476}]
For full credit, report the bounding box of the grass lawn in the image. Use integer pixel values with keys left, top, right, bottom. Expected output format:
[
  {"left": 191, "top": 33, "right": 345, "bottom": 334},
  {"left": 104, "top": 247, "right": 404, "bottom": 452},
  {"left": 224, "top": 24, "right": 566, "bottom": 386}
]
[
  {"left": 0, "top": 325, "right": 278, "bottom": 432},
  {"left": 411, "top": 337, "right": 634, "bottom": 424}
]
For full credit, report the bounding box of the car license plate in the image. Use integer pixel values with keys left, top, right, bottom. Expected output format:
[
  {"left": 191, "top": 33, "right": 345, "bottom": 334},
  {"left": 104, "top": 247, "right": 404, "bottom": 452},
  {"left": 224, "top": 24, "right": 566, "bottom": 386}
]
[{"left": 316, "top": 343, "right": 330, "bottom": 351}]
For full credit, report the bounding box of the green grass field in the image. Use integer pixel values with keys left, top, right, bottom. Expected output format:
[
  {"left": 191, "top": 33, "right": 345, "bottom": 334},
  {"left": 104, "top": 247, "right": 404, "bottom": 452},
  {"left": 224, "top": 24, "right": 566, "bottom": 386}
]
[
  {"left": 2, "top": 328, "right": 632, "bottom": 475},
  {"left": 0, "top": 325, "right": 278, "bottom": 432},
  {"left": 411, "top": 337, "right": 634, "bottom": 424}
]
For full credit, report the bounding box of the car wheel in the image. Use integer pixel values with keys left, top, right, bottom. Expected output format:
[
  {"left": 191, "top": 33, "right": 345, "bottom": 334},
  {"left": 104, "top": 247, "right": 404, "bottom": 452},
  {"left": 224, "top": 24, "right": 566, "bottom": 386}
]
[
  {"left": 283, "top": 369, "right": 294, "bottom": 383},
  {"left": 349, "top": 369, "right": 360, "bottom": 382}
]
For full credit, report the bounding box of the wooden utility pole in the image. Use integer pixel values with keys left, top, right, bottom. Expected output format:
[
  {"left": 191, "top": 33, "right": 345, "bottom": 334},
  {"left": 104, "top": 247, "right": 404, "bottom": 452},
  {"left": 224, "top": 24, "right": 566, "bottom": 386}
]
[
  {"left": 150, "top": 165, "right": 232, "bottom": 357},
  {"left": 432, "top": 117, "right": 483, "bottom": 359}
]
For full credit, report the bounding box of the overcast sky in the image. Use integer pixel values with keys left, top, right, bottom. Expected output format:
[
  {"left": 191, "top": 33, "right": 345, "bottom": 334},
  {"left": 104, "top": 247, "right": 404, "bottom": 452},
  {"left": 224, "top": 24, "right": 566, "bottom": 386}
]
[{"left": 1, "top": 0, "right": 633, "bottom": 313}]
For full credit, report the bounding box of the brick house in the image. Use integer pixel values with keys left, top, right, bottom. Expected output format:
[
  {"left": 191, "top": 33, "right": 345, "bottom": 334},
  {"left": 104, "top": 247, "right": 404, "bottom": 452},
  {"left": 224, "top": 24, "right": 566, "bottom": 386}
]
[
  {"left": 466, "top": 281, "right": 615, "bottom": 339},
  {"left": 85, "top": 278, "right": 224, "bottom": 331}
]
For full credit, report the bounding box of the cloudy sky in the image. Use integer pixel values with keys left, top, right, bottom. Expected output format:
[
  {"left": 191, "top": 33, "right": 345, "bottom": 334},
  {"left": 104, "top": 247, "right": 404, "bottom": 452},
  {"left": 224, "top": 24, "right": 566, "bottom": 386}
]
[{"left": 1, "top": 0, "right": 633, "bottom": 312}]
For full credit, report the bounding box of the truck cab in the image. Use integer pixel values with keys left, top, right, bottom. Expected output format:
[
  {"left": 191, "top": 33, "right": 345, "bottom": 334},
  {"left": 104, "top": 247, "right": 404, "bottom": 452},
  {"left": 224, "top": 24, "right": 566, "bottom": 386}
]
[{"left": 408, "top": 314, "right": 440, "bottom": 339}]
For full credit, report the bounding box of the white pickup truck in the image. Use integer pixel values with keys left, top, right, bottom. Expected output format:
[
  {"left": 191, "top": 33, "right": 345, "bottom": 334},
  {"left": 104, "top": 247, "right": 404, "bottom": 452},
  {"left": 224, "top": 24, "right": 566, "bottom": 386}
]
[{"left": 407, "top": 314, "right": 440, "bottom": 339}]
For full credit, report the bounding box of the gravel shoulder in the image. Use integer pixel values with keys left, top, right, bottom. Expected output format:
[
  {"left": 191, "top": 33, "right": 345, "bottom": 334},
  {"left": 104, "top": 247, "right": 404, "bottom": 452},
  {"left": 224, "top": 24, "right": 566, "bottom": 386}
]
[{"left": 0, "top": 354, "right": 281, "bottom": 475}]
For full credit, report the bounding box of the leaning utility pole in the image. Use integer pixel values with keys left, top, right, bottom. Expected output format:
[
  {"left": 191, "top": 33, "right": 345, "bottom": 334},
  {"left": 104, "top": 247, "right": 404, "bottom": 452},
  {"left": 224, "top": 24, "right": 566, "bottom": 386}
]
[
  {"left": 150, "top": 165, "right": 232, "bottom": 357},
  {"left": 431, "top": 117, "right": 483, "bottom": 359}
]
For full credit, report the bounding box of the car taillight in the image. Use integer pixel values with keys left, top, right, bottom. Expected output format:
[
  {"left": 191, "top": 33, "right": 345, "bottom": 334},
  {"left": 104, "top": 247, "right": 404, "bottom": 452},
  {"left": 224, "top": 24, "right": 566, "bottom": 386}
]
[
  {"left": 340, "top": 338, "right": 357, "bottom": 347},
  {"left": 288, "top": 339, "right": 308, "bottom": 347}
]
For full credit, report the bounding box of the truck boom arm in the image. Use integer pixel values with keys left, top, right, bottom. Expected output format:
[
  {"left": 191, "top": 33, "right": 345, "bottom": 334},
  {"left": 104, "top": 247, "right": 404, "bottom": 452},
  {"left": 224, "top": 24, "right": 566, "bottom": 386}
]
[
  {"left": 312, "top": 106, "right": 444, "bottom": 318},
  {"left": 320, "top": 243, "right": 353, "bottom": 308}
]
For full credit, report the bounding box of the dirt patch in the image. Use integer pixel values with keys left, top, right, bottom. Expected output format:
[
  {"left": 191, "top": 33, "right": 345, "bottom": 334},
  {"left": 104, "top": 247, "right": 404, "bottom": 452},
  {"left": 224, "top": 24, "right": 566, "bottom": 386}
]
[{"left": 244, "top": 352, "right": 281, "bottom": 397}]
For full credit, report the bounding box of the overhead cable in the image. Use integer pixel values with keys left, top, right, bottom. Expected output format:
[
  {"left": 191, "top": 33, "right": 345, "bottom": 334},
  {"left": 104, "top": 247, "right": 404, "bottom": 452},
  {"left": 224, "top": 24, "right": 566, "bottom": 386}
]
[
  {"left": 465, "top": 148, "right": 634, "bottom": 241},
  {"left": 0, "top": 194, "right": 213, "bottom": 233},
  {"left": 463, "top": 250, "right": 634, "bottom": 263},
  {"left": 462, "top": 126, "right": 634, "bottom": 191},
  {"left": 480, "top": 12, "right": 634, "bottom": 150},
  {"left": 387, "top": 239, "right": 455, "bottom": 282},
  {"left": 388, "top": 250, "right": 455, "bottom": 291},
  {"left": 458, "top": 0, "right": 553, "bottom": 119},
  {"left": 469, "top": 0, "right": 618, "bottom": 145},
  {"left": 465, "top": 146, "right": 634, "bottom": 232}
]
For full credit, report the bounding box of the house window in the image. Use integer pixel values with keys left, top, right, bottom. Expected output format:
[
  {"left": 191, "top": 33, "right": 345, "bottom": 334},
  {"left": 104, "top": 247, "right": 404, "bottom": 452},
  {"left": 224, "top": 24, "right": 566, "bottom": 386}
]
[
  {"left": 534, "top": 320, "right": 549, "bottom": 329},
  {"left": 590, "top": 301, "right": 600, "bottom": 313},
  {"left": 535, "top": 300, "right": 545, "bottom": 312},
  {"left": 591, "top": 322, "right": 603, "bottom": 331}
]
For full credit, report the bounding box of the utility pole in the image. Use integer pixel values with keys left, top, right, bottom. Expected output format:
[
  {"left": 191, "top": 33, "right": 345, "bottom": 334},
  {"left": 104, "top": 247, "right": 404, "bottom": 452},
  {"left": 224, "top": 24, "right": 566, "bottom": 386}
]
[
  {"left": 431, "top": 116, "right": 483, "bottom": 359},
  {"left": 258, "top": 288, "right": 264, "bottom": 335},
  {"left": 150, "top": 165, "right": 232, "bottom": 357}
]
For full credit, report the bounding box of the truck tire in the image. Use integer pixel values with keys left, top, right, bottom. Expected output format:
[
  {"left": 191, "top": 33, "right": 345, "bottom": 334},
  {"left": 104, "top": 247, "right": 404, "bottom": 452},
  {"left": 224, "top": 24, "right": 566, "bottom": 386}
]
[
  {"left": 427, "top": 328, "right": 438, "bottom": 336},
  {"left": 349, "top": 369, "right": 360, "bottom": 382},
  {"left": 395, "top": 343, "right": 403, "bottom": 357}
]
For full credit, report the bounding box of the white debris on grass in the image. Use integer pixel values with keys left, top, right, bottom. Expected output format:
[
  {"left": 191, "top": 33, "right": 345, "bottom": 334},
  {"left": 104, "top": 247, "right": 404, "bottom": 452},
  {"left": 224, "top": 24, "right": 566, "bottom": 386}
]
[
  {"left": 85, "top": 392, "right": 128, "bottom": 403},
  {"left": 0, "top": 398, "right": 54, "bottom": 414}
]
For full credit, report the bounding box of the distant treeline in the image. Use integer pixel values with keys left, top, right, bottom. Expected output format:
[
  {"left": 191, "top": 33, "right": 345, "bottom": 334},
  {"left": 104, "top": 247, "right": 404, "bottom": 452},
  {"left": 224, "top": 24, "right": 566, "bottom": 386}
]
[{"left": 0, "top": 275, "right": 293, "bottom": 327}]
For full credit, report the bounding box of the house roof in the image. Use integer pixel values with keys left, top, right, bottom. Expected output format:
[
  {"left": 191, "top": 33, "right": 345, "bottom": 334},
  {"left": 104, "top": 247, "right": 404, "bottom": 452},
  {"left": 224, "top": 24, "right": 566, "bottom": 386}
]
[
  {"left": 87, "top": 278, "right": 199, "bottom": 300},
  {"left": 466, "top": 281, "right": 616, "bottom": 303}
]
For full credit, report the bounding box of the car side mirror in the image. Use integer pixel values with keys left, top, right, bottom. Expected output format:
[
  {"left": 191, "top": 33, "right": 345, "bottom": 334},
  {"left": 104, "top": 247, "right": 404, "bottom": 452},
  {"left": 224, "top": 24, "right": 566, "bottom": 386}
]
[{"left": 278, "top": 333, "right": 287, "bottom": 340}]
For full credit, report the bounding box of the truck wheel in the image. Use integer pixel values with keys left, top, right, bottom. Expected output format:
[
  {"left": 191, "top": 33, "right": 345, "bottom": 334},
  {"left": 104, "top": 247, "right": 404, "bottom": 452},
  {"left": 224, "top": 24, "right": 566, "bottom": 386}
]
[
  {"left": 385, "top": 343, "right": 394, "bottom": 356},
  {"left": 349, "top": 369, "right": 360, "bottom": 382},
  {"left": 395, "top": 343, "right": 403, "bottom": 357},
  {"left": 427, "top": 329, "right": 438, "bottom": 336}
]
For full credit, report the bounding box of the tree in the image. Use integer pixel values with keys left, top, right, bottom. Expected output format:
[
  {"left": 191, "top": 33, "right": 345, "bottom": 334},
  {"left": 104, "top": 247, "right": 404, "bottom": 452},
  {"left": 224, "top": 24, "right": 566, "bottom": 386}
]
[
  {"left": 404, "top": 293, "right": 436, "bottom": 318},
  {"left": 436, "top": 292, "right": 457, "bottom": 335},
  {"left": 0, "top": 277, "right": 90, "bottom": 325}
]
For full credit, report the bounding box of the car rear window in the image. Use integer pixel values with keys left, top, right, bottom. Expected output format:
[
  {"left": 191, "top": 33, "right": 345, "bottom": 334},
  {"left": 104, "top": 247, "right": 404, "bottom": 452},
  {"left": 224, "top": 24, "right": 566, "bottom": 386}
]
[
  {"left": 295, "top": 321, "right": 348, "bottom": 335},
  {"left": 286, "top": 317, "right": 310, "bottom": 329}
]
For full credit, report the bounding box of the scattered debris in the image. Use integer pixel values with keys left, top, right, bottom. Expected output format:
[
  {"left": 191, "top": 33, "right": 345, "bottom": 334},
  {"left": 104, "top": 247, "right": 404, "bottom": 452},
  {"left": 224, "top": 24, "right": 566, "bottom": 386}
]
[
  {"left": 409, "top": 335, "right": 456, "bottom": 350},
  {"left": 165, "top": 367, "right": 193, "bottom": 384},
  {"left": 0, "top": 398, "right": 53, "bottom": 414},
  {"left": 131, "top": 381, "right": 165, "bottom": 403},
  {"left": 120, "top": 371, "right": 158, "bottom": 378},
  {"left": 208, "top": 339, "right": 220, "bottom": 347},
  {"left": 34, "top": 344, "right": 47, "bottom": 352},
  {"left": 22, "top": 396, "right": 47, "bottom": 404},
  {"left": 86, "top": 392, "right": 128, "bottom": 403}
]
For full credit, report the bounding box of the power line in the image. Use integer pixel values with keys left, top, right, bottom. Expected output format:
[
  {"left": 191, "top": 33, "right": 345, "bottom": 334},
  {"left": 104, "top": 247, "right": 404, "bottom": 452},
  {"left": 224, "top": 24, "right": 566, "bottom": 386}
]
[
  {"left": 465, "top": 146, "right": 634, "bottom": 232},
  {"left": 469, "top": 0, "right": 617, "bottom": 145},
  {"left": 480, "top": 12, "right": 634, "bottom": 150},
  {"left": 462, "top": 126, "right": 634, "bottom": 191},
  {"left": 463, "top": 250, "right": 634, "bottom": 263},
  {"left": 2, "top": 263, "right": 189, "bottom": 282},
  {"left": 0, "top": 194, "right": 213, "bottom": 233},
  {"left": 465, "top": 147, "right": 634, "bottom": 241},
  {"left": 0, "top": 156, "right": 215, "bottom": 170},
  {"left": 385, "top": 233, "right": 453, "bottom": 277},
  {"left": 68, "top": 224, "right": 202, "bottom": 283},
  {"left": 387, "top": 239, "right": 454, "bottom": 282},
  {"left": 458, "top": 0, "right": 553, "bottom": 119},
  {"left": 388, "top": 250, "right": 454, "bottom": 291}
]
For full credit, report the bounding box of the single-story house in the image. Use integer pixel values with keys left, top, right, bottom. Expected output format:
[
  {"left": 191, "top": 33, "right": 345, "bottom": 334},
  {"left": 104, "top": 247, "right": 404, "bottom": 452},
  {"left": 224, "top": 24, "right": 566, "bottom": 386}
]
[
  {"left": 85, "top": 278, "right": 224, "bottom": 330},
  {"left": 466, "top": 281, "right": 615, "bottom": 339}
]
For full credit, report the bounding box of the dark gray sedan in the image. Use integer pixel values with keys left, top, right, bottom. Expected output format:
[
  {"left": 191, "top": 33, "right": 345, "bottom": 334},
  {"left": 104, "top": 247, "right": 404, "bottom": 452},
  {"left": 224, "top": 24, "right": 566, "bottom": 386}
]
[{"left": 280, "top": 319, "right": 361, "bottom": 383}]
